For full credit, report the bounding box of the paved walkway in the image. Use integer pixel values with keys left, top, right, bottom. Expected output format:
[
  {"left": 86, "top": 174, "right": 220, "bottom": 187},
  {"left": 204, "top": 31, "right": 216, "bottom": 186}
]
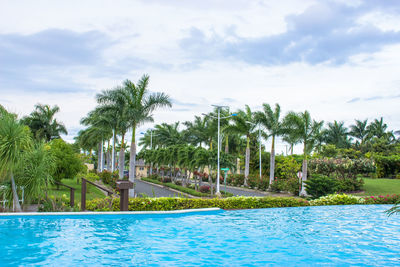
[{"left": 134, "top": 179, "right": 184, "bottom": 198}]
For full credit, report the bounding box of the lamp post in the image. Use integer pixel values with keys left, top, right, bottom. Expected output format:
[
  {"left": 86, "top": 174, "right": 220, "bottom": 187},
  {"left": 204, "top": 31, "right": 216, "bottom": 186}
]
[
  {"left": 203, "top": 106, "right": 236, "bottom": 196},
  {"left": 140, "top": 128, "right": 153, "bottom": 176},
  {"left": 111, "top": 129, "right": 115, "bottom": 172},
  {"left": 246, "top": 121, "right": 262, "bottom": 179}
]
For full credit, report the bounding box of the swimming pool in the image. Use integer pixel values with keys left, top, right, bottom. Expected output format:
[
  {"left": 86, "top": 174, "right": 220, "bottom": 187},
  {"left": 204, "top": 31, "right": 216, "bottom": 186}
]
[{"left": 0, "top": 205, "right": 399, "bottom": 266}]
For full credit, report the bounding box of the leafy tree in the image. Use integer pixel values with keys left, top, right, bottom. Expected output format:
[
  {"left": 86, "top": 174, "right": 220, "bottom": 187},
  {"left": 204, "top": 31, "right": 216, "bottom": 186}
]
[
  {"left": 16, "top": 142, "right": 56, "bottom": 200},
  {"left": 21, "top": 104, "right": 67, "bottom": 142},
  {"left": 49, "top": 139, "right": 84, "bottom": 184},
  {"left": 284, "top": 111, "right": 323, "bottom": 196},
  {"left": 0, "top": 112, "right": 32, "bottom": 211}
]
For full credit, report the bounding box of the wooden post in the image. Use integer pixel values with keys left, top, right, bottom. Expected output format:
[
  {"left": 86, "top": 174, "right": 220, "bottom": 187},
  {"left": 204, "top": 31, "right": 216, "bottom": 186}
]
[
  {"left": 70, "top": 188, "right": 75, "bottom": 207},
  {"left": 81, "top": 178, "right": 86, "bottom": 211}
]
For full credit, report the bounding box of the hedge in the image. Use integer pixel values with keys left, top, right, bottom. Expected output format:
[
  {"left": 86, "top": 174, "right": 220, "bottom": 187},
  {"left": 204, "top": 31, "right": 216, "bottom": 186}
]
[
  {"left": 85, "top": 194, "right": 400, "bottom": 212},
  {"left": 86, "top": 196, "right": 309, "bottom": 211}
]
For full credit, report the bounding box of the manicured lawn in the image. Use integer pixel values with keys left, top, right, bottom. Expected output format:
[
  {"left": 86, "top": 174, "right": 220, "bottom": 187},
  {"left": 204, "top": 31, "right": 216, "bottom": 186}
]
[
  {"left": 352, "top": 178, "right": 400, "bottom": 196},
  {"left": 48, "top": 178, "right": 107, "bottom": 202}
]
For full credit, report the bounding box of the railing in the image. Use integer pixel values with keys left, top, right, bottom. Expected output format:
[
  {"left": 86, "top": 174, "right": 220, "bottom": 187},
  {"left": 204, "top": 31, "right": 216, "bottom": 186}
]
[
  {"left": 81, "top": 178, "right": 115, "bottom": 211},
  {"left": 1, "top": 185, "right": 24, "bottom": 210},
  {"left": 55, "top": 182, "right": 75, "bottom": 207}
]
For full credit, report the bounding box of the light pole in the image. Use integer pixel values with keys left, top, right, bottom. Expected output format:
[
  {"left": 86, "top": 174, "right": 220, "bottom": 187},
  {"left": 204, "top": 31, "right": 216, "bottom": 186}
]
[
  {"left": 140, "top": 128, "right": 154, "bottom": 176},
  {"left": 111, "top": 129, "right": 115, "bottom": 172},
  {"left": 246, "top": 121, "right": 262, "bottom": 179},
  {"left": 203, "top": 106, "right": 236, "bottom": 196}
]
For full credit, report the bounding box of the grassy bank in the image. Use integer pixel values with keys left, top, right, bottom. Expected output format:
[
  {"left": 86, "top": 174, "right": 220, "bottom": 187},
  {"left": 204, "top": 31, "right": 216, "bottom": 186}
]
[
  {"left": 352, "top": 178, "right": 400, "bottom": 196},
  {"left": 48, "top": 178, "right": 106, "bottom": 202}
]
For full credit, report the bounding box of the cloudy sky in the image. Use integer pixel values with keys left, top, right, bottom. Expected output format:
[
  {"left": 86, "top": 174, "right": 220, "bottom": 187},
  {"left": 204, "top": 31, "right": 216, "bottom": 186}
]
[{"left": 1, "top": 0, "right": 400, "bottom": 153}]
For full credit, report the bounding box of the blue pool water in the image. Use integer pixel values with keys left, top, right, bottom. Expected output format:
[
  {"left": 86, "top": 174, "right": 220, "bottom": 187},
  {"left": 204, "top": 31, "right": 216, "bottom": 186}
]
[{"left": 0, "top": 205, "right": 399, "bottom": 266}]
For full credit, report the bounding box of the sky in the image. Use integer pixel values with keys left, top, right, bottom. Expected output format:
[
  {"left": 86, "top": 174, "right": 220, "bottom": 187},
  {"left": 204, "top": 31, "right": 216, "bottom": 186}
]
[{"left": 1, "top": 0, "right": 400, "bottom": 154}]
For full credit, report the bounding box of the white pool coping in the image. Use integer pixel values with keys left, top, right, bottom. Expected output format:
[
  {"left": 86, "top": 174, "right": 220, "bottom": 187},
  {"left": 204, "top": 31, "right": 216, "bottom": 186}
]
[{"left": 0, "top": 207, "right": 221, "bottom": 216}]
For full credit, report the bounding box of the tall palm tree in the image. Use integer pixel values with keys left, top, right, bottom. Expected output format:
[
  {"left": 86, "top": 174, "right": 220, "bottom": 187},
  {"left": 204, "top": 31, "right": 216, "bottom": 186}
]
[
  {"left": 255, "top": 103, "right": 285, "bottom": 186},
  {"left": 0, "top": 112, "right": 32, "bottom": 211},
  {"left": 21, "top": 104, "right": 67, "bottom": 142},
  {"left": 324, "top": 120, "right": 351, "bottom": 148},
  {"left": 118, "top": 75, "right": 171, "bottom": 196},
  {"left": 226, "top": 105, "right": 256, "bottom": 185},
  {"left": 349, "top": 119, "right": 369, "bottom": 145},
  {"left": 284, "top": 111, "right": 323, "bottom": 196},
  {"left": 81, "top": 108, "right": 114, "bottom": 172},
  {"left": 96, "top": 88, "right": 130, "bottom": 177}
]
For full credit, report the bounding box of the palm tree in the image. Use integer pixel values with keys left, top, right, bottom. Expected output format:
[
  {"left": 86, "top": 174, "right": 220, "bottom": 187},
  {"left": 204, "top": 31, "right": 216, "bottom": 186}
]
[
  {"left": 324, "top": 120, "right": 351, "bottom": 148},
  {"left": 96, "top": 88, "right": 131, "bottom": 178},
  {"left": 0, "top": 112, "right": 32, "bottom": 211},
  {"left": 284, "top": 111, "right": 323, "bottom": 196},
  {"left": 349, "top": 119, "right": 369, "bottom": 145},
  {"left": 119, "top": 75, "right": 171, "bottom": 196},
  {"left": 153, "top": 122, "right": 186, "bottom": 147},
  {"left": 80, "top": 108, "right": 113, "bottom": 172},
  {"left": 368, "top": 117, "right": 388, "bottom": 139},
  {"left": 226, "top": 105, "right": 256, "bottom": 185},
  {"left": 183, "top": 116, "right": 208, "bottom": 147},
  {"left": 255, "top": 103, "right": 285, "bottom": 186},
  {"left": 21, "top": 104, "right": 67, "bottom": 142}
]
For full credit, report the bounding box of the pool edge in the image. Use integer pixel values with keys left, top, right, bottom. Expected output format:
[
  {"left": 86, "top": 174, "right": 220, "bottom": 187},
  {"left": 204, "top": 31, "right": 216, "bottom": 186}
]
[{"left": 0, "top": 207, "right": 221, "bottom": 216}]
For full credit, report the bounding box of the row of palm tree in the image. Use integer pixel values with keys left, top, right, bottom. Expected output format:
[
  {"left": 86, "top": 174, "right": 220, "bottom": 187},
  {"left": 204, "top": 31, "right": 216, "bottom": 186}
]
[
  {"left": 138, "top": 144, "right": 235, "bottom": 194},
  {"left": 76, "top": 74, "right": 172, "bottom": 196},
  {"left": 138, "top": 103, "right": 398, "bottom": 195}
]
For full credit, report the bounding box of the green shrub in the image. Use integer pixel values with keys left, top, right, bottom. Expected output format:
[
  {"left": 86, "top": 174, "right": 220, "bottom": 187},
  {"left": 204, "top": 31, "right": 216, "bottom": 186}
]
[
  {"left": 199, "top": 185, "right": 210, "bottom": 193},
  {"left": 309, "top": 194, "right": 364, "bottom": 206},
  {"left": 270, "top": 179, "right": 286, "bottom": 193},
  {"left": 336, "top": 177, "right": 364, "bottom": 192},
  {"left": 228, "top": 174, "right": 245, "bottom": 186},
  {"left": 363, "top": 194, "right": 400, "bottom": 204},
  {"left": 305, "top": 175, "right": 339, "bottom": 199},
  {"left": 38, "top": 194, "right": 77, "bottom": 212},
  {"left": 82, "top": 172, "right": 100, "bottom": 182},
  {"left": 98, "top": 170, "right": 118, "bottom": 189},
  {"left": 86, "top": 196, "right": 310, "bottom": 211},
  {"left": 269, "top": 178, "right": 299, "bottom": 195}
]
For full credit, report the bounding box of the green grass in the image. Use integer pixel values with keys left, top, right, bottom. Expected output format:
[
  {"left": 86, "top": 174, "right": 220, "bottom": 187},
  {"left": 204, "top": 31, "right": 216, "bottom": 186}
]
[
  {"left": 352, "top": 178, "right": 400, "bottom": 196},
  {"left": 141, "top": 177, "right": 234, "bottom": 197},
  {"left": 48, "top": 178, "right": 107, "bottom": 203}
]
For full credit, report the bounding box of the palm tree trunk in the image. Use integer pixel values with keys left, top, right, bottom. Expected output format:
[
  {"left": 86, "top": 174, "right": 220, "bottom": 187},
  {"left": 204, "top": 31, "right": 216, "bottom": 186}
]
[
  {"left": 10, "top": 173, "right": 22, "bottom": 212},
  {"left": 209, "top": 167, "right": 214, "bottom": 195},
  {"left": 129, "top": 127, "right": 136, "bottom": 197},
  {"left": 119, "top": 134, "right": 125, "bottom": 179},
  {"left": 300, "top": 143, "right": 308, "bottom": 196},
  {"left": 269, "top": 135, "right": 275, "bottom": 189},
  {"left": 101, "top": 139, "right": 105, "bottom": 171},
  {"left": 225, "top": 136, "right": 229, "bottom": 153},
  {"left": 244, "top": 136, "right": 250, "bottom": 186},
  {"left": 97, "top": 142, "right": 102, "bottom": 172}
]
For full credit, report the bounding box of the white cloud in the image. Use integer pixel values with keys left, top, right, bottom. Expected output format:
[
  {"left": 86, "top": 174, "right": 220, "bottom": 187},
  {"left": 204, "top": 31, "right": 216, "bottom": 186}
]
[{"left": 0, "top": 0, "right": 399, "bottom": 153}]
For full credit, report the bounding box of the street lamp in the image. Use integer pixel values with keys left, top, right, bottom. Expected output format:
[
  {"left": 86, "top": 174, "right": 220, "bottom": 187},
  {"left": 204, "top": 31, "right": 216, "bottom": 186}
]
[
  {"left": 246, "top": 121, "right": 262, "bottom": 179},
  {"left": 140, "top": 128, "right": 153, "bottom": 176},
  {"left": 203, "top": 106, "right": 237, "bottom": 196}
]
